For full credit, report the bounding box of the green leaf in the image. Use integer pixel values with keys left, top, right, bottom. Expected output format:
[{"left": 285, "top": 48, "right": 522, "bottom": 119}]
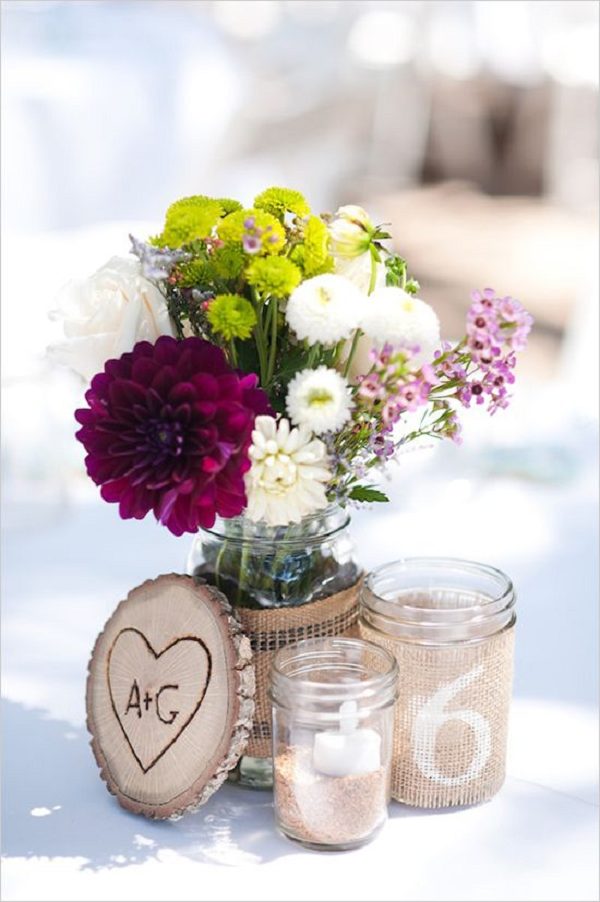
[
  {"left": 405, "top": 278, "right": 421, "bottom": 295},
  {"left": 348, "top": 485, "right": 390, "bottom": 503},
  {"left": 384, "top": 254, "right": 406, "bottom": 287}
]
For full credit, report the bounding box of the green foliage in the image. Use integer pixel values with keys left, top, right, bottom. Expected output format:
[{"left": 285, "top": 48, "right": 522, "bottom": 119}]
[
  {"left": 385, "top": 254, "right": 420, "bottom": 294},
  {"left": 246, "top": 256, "right": 302, "bottom": 297},
  {"left": 385, "top": 254, "right": 407, "bottom": 287},
  {"left": 254, "top": 186, "right": 310, "bottom": 220},
  {"left": 348, "top": 485, "right": 390, "bottom": 503},
  {"left": 207, "top": 294, "right": 257, "bottom": 341}
]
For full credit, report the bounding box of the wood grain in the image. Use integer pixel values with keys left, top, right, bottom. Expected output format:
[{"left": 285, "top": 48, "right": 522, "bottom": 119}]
[{"left": 86, "top": 574, "right": 254, "bottom": 819}]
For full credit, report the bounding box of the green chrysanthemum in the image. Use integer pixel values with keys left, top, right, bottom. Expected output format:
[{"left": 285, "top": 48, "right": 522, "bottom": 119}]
[
  {"left": 217, "top": 208, "right": 286, "bottom": 255},
  {"left": 152, "top": 195, "right": 242, "bottom": 248},
  {"left": 254, "top": 186, "right": 310, "bottom": 220},
  {"left": 177, "top": 244, "right": 246, "bottom": 288},
  {"left": 246, "top": 257, "right": 302, "bottom": 297},
  {"left": 213, "top": 197, "right": 244, "bottom": 215},
  {"left": 207, "top": 294, "right": 257, "bottom": 341},
  {"left": 291, "top": 215, "right": 334, "bottom": 277}
]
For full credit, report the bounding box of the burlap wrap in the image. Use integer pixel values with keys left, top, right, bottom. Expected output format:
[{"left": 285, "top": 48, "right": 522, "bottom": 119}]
[
  {"left": 359, "top": 621, "right": 515, "bottom": 807},
  {"left": 236, "top": 580, "right": 361, "bottom": 758}
]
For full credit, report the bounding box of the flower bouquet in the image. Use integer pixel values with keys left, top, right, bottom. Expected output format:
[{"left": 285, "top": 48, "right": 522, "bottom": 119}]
[{"left": 50, "top": 187, "right": 532, "bottom": 783}]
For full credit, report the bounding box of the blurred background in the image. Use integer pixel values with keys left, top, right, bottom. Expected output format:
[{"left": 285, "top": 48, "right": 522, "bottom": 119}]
[
  {"left": 1, "top": 2, "right": 598, "bottom": 890},
  {"left": 1, "top": 0, "right": 598, "bottom": 517}
]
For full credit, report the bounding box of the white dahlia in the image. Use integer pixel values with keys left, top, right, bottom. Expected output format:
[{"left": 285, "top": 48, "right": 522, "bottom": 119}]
[
  {"left": 286, "top": 366, "right": 352, "bottom": 434},
  {"left": 285, "top": 274, "right": 365, "bottom": 345},
  {"left": 245, "top": 416, "right": 331, "bottom": 526}
]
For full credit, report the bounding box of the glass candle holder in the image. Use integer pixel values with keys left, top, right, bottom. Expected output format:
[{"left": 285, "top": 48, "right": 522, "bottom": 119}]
[
  {"left": 360, "top": 558, "right": 516, "bottom": 808},
  {"left": 270, "top": 637, "right": 398, "bottom": 851}
]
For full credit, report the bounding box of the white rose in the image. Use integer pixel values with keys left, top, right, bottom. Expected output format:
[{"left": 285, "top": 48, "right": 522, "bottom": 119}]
[{"left": 48, "top": 256, "right": 175, "bottom": 382}]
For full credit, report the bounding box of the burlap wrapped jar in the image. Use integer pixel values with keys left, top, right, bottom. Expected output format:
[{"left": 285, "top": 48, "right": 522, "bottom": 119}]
[
  {"left": 359, "top": 558, "right": 515, "bottom": 808},
  {"left": 187, "top": 504, "right": 360, "bottom": 787}
]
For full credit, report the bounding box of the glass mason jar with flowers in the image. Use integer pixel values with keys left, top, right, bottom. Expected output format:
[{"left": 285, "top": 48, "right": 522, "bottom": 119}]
[{"left": 51, "top": 187, "right": 533, "bottom": 789}]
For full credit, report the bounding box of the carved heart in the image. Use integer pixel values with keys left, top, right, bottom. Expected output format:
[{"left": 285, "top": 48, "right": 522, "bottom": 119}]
[{"left": 107, "top": 628, "right": 211, "bottom": 773}]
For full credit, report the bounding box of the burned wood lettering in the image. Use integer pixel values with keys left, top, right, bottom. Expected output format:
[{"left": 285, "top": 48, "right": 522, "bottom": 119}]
[
  {"left": 124, "top": 681, "right": 181, "bottom": 725},
  {"left": 106, "top": 627, "right": 213, "bottom": 774}
]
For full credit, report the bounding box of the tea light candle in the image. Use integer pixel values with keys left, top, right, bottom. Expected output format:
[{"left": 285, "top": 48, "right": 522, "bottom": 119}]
[{"left": 312, "top": 700, "right": 381, "bottom": 777}]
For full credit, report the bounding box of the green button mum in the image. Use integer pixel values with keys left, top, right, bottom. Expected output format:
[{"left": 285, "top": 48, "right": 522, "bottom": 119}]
[
  {"left": 254, "top": 186, "right": 310, "bottom": 220},
  {"left": 207, "top": 294, "right": 257, "bottom": 341},
  {"left": 246, "top": 257, "right": 302, "bottom": 297},
  {"left": 291, "top": 215, "right": 334, "bottom": 277},
  {"left": 152, "top": 195, "right": 242, "bottom": 248},
  {"left": 217, "top": 209, "right": 286, "bottom": 255}
]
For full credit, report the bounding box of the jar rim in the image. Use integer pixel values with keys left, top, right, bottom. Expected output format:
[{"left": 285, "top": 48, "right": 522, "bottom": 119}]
[
  {"left": 270, "top": 637, "right": 398, "bottom": 712},
  {"left": 362, "top": 557, "right": 515, "bottom": 645},
  {"left": 200, "top": 503, "right": 350, "bottom": 546}
]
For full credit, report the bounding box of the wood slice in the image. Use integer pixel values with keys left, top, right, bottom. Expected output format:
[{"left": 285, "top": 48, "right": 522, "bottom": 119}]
[{"left": 86, "top": 574, "right": 254, "bottom": 820}]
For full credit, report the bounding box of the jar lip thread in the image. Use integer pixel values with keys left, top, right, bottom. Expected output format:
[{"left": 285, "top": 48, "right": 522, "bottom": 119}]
[
  {"left": 361, "top": 557, "right": 515, "bottom": 645},
  {"left": 199, "top": 503, "right": 350, "bottom": 546},
  {"left": 270, "top": 637, "right": 399, "bottom": 710},
  {"left": 364, "top": 557, "right": 514, "bottom": 607}
]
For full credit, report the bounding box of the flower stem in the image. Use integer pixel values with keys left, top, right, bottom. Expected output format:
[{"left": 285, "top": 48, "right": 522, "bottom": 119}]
[
  {"left": 266, "top": 297, "right": 278, "bottom": 386},
  {"left": 251, "top": 287, "right": 268, "bottom": 385},
  {"left": 236, "top": 525, "right": 251, "bottom": 606},
  {"left": 343, "top": 247, "right": 378, "bottom": 381},
  {"left": 343, "top": 328, "right": 363, "bottom": 379},
  {"left": 330, "top": 339, "right": 344, "bottom": 367},
  {"left": 368, "top": 246, "right": 378, "bottom": 295}
]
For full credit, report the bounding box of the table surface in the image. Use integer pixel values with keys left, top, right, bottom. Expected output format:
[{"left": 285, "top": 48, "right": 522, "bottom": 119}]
[
  {"left": 3, "top": 421, "right": 599, "bottom": 902},
  {"left": 1, "top": 224, "right": 598, "bottom": 901}
]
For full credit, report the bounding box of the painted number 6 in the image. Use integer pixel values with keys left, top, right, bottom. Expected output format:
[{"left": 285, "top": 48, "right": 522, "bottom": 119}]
[{"left": 411, "top": 664, "right": 491, "bottom": 786}]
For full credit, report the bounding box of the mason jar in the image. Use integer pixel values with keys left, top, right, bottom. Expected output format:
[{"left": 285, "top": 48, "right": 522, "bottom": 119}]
[
  {"left": 187, "top": 504, "right": 358, "bottom": 610},
  {"left": 270, "top": 637, "right": 398, "bottom": 850},
  {"left": 187, "top": 505, "right": 362, "bottom": 788},
  {"left": 360, "top": 558, "right": 516, "bottom": 808}
]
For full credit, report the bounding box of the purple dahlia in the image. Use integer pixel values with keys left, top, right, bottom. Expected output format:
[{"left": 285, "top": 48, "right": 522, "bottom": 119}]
[{"left": 75, "top": 336, "right": 271, "bottom": 536}]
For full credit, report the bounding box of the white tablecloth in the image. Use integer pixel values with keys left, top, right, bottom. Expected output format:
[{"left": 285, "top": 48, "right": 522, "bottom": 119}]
[{"left": 2, "top": 425, "right": 598, "bottom": 901}]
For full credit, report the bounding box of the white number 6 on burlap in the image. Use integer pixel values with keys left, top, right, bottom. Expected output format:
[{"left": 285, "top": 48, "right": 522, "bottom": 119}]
[{"left": 411, "top": 664, "right": 492, "bottom": 786}]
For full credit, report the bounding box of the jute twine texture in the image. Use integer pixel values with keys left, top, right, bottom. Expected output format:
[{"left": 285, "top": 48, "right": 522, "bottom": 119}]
[
  {"left": 236, "top": 580, "right": 361, "bottom": 758},
  {"left": 359, "top": 621, "right": 515, "bottom": 807}
]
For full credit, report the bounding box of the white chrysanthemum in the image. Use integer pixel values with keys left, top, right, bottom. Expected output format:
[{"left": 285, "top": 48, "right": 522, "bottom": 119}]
[
  {"left": 361, "top": 287, "right": 440, "bottom": 356},
  {"left": 286, "top": 366, "right": 352, "bottom": 434},
  {"left": 285, "top": 274, "right": 365, "bottom": 345},
  {"left": 346, "top": 287, "right": 441, "bottom": 380},
  {"left": 245, "top": 416, "right": 331, "bottom": 526}
]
